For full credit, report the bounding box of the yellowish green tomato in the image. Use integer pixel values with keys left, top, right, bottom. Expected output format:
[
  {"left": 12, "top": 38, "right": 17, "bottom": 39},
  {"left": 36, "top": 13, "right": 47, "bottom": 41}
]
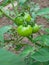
[
  {"left": 32, "top": 24, "right": 40, "bottom": 33},
  {"left": 24, "top": 13, "right": 31, "bottom": 22},
  {"left": 17, "top": 25, "right": 33, "bottom": 36},
  {"left": 15, "top": 16, "right": 24, "bottom": 25}
]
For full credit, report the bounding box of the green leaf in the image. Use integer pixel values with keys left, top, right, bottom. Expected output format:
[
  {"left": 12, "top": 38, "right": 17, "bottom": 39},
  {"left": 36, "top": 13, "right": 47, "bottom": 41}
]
[
  {"left": 31, "top": 48, "right": 49, "bottom": 62},
  {"left": 16, "top": 45, "right": 34, "bottom": 65},
  {"left": 31, "top": 62, "right": 42, "bottom": 65},
  {"left": 44, "top": 28, "right": 49, "bottom": 33},
  {"left": 43, "top": 61, "right": 49, "bottom": 65},
  {"left": 0, "top": 25, "right": 12, "bottom": 42},
  {"left": 19, "top": 45, "right": 34, "bottom": 58},
  {"left": 0, "top": 0, "right": 10, "bottom": 6},
  {"left": 34, "top": 35, "right": 49, "bottom": 46},
  {"left": 19, "top": 0, "right": 27, "bottom": 4},
  {"left": 0, "top": 34, "right": 4, "bottom": 43},
  {"left": 42, "top": 15, "right": 49, "bottom": 22},
  {"left": 43, "top": 15, "right": 49, "bottom": 20},
  {"left": 32, "top": 61, "right": 49, "bottom": 65},
  {"left": 0, "top": 47, "right": 49, "bottom": 65},
  {"left": 0, "top": 11, "right": 3, "bottom": 17},
  {"left": 37, "top": 8, "right": 49, "bottom": 16},
  {"left": 0, "top": 48, "right": 26, "bottom": 65},
  {"left": 0, "top": 25, "right": 12, "bottom": 34},
  {"left": 32, "top": 12, "right": 37, "bottom": 20},
  {"left": 0, "top": 46, "right": 34, "bottom": 65}
]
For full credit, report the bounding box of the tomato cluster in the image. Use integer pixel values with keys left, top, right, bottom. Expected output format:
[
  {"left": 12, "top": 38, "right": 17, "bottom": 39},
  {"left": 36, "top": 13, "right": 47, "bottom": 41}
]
[
  {"left": 14, "top": 12, "right": 31, "bottom": 25},
  {"left": 17, "top": 24, "right": 40, "bottom": 36},
  {"left": 14, "top": 12, "right": 40, "bottom": 37}
]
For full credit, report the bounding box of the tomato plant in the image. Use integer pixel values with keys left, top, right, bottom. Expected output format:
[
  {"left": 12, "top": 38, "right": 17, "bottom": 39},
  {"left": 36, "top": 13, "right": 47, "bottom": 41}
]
[{"left": 0, "top": 0, "right": 49, "bottom": 65}]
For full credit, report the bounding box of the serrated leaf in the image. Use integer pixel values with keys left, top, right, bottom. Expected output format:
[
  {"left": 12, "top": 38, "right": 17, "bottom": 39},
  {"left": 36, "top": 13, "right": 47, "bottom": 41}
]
[
  {"left": 37, "top": 8, "right": 49, "bottom": 16},
  {"left": 32, "top": 61, "right": 49, "bottom": 65},
  {"left": 19, "top": 45, "right": 34, "bottom": 58},
  {"left": 0, "top": 47, "right": 49, "bottom": 65},
  {"left": 32, "top": 62, "right": 42, "bottom": 65},
  {"left": 34, "top": 35, "right": 49, "bottom": 46},
  {"left": 43, "top": 15, "right": 49, "bottom": 20},
  {"left": 43, "top": 61, "right": 49, "bottom": 65},
  {"left": 0, "top": 34, "right": 4, "bottom": 43},
  {"left": 0, "top": 25, "right": 12, "bottom": 42},
  {"left": 0, "top": 0, "right": 10, "bottom": 6},
  {"left": 32, "top": 12, "right": 37, "bottom": 20},
  {"left": 0, "top": 48, "right": 26, "bottom": 65},
  {"left": 44, "top": 28, "right": 49, "bottom": 33},
  {"left": 31, "top": 48, "right": 49, "bottom": 62},
  {"left": 19, "top": 0, "right": 27, "bottom": 4},
  {"left": 0, "top": 25, "right": 12, "bottom": 34},
  {"left": 0, "top": 46, "right": 34, "bottom": 65},
  {"left": 15, "top": 45, "right": 34, "bottom": 65},
  {"left": 0, "top": 11, "right": 3, "bottom": 17}
]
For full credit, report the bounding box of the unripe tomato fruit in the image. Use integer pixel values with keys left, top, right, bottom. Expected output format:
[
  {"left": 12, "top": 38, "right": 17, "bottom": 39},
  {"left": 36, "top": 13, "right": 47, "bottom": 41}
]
[
  {"left": 24, "top": 13, "right": 31, "bottom": 22},
  {"left": 17, "top": 25, "right": 32, "bottom": 36},
  {"left": 15, "top": 16, "right": 24, "bottom": 25},
  {"left": 32, "top": 24, "right": 40, "bottom": 33}
]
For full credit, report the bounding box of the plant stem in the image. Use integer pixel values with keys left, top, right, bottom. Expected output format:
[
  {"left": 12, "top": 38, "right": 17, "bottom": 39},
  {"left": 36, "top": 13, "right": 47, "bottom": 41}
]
[
  {"left": 0, "top": 8, "right": 14, "bottom": 21},
  {"left": 18, "top": 37, "right": 24, "bottom": 41},
  {"left": 10, "top": 0, "right": 17, "bottom": 15},
  {"left": 27, "top": 36, "right": 43, "bottom": 47}
]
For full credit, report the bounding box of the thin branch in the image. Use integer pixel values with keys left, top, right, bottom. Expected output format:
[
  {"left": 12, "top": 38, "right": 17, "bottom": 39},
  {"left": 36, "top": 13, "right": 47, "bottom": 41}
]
[
  {"left": 27, "top": 36, "right": 43, "bottom": 47},
  {"left": 10, "top": 0, "right": 17, "bottom": 15},
  {"left": 0, "top": 8, "right": 14, "bottom": 21}
]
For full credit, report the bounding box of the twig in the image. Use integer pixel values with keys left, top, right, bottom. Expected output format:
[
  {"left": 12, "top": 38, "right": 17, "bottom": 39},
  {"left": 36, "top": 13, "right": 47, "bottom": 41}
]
[
  {"left": 27, "top": 36, "right": 43, "bottom": 47},
  {"left": 10, "top": 0, "right": 17, "bottom": 15},
  {"left": 0, "top": 8, "right": 14, "bottom": 21},
  {"left": 3, "top": 1, "right": 17, "bottom": 10}
]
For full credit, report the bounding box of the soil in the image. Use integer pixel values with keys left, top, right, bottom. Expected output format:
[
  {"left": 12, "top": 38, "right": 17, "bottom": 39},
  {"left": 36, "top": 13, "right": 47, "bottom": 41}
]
[
  {"left": 0, "top": 0, "right": 49, "bottom": 53},
  {"left": 33, "top": 0, "right": 49, "bottom": 8}
]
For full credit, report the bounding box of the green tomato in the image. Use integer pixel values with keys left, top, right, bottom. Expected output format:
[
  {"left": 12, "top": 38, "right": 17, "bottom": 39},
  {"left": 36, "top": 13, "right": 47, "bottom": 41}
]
[
  {"left": 32, "top": 24, "right": 40, "bottom": 33},
  {"left": 17, "top": 25, "right": 32, "bottom": 36},
  {"left": 24, "top": 13, "right": 31, "bottom": 22},
  {"left": 15, "top": 16, "right": 24, "bottom": 25}
]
